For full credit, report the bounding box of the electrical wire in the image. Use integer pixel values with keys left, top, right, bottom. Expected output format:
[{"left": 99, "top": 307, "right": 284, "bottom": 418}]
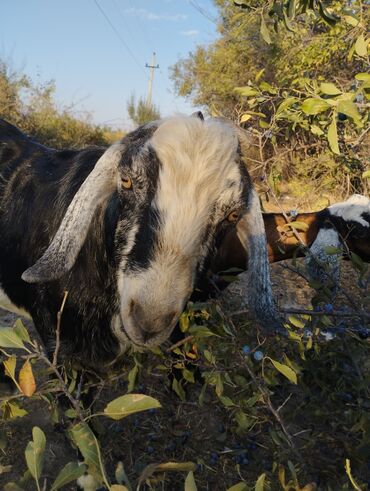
[{"left": 93, "top": 0, "right": 146, "bottom": 74}]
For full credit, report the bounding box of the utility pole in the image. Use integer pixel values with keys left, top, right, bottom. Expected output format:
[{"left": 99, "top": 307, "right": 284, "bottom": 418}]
[{"left": 145, "top": 52, "right": 159, "bottom": 107}]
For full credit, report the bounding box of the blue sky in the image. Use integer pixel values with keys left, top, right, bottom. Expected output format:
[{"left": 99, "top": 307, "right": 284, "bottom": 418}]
[{"left": 0, "top": 0, "right": 218, "bottom": 130}]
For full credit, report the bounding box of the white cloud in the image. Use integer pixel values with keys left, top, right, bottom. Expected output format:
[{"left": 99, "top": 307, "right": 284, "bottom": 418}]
[
  {"left": 124, "top": 8, "right": 187, "bottom": 22},
  {"left": 180, "top": 30, "right": 199, "bottom": 37}
]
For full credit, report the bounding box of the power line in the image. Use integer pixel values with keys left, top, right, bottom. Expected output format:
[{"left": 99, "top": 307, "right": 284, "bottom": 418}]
[
  {"left": 188, "top": 0, "right": 218, "bottom": 25},
  {"left": 112, "top": 0, "right": 148, "bottom": 60},
  {"left": 93, "top": 0, "right": 145, "bottom": 74}
]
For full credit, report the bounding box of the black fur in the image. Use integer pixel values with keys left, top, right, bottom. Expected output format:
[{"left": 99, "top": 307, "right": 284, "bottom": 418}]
[
  {"left": 0, "top": 119, "right": 239, "bottom": 372},
  {"left": 0, "top": 119, "right": 160, "bottom": 370}
]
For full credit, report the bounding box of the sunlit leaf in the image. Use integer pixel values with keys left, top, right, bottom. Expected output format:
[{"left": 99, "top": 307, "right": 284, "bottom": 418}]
[
  {"left": 259, "top": 81, "right": 277, "bottom": 94},
  {"left": 240, "top": 113, "right": 252, "bottom": 123},
  {"left": 337, "top": 100, "right": 361, "bottom": 125},
  {"left": 184, "top": 471, "right": 197, "bottom": 491},
  {"left": 111, "top": 486, "right": 129, "bottom": 491},
  {"left": 310, "top": 124, "right": 324, "bottom": 136},
  {"left": 354, "top": 34, "right": 368, "bottom": 58},
  {"left": 269, "top": 358, "right": 297, "bottom": 384},
  {"left": 320, "top": 83, "right": 341, "bottom": 96},
  {"left": 0, "top": 328, "right": 26, "bottom": 350},
  {"left": 282, "top": 221, "right": 309, "bottom": 232},
  {"left": 3, "top": 356, "right": 17, "bottom": 381},
  {"left": 343, "top": 15, "right": 359, "bottom": 27},
  {"left": 1, "top": 401, "right": 27, "bottom": 420},
  {"left": 50, "top": 462, "right": 87, "bottom": 490},
  {"left": 19, "top": 360, "right": 36, "bottom": 397},
  {"left": 355, "top": 73, "right": 370, "bottom": 82},
  {"left": 104, "top": 394, "right": 161, "bottom": 420},
  {"left": 327, "top": 114, "right": 340, "bottom": 154},
  {"left": 13, "top": 319, "right": 31, "bottom": 344},
  {"left": 234, "top": 86, "right": 259, "bottom": 97},
  {"left": 69, "top": 422, "right": 103, "bottom": 481},
  {"left": 227, "top": 483, "right": 247, "bottom": 491},
  {"left": 301, "top": 98, "right": 330, "bottom": 115},
  {"left": 362, "top": 170, "right": 370, "bottom": 179},
  {"left": 255, "top": 473, "right": 266, "bottom": 491},
  {"left": 260, "top": 14, "right": 272, "bottom": 44},
  {"left": 25, "top": 427, "right": 46, "bottom": 482}
]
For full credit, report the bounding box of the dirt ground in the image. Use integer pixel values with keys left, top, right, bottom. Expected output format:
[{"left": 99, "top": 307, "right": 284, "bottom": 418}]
[{"left": 0, "top": 260, "right": 369, "bottom": 491}]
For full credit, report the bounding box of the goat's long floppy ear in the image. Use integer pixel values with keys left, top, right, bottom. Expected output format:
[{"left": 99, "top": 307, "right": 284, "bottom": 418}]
[
  {"left": 236, "top": 189, "right": 283, "bottom": 333},
  {"left": 22, "top": 144, "right": 124, "bottom": 283}
]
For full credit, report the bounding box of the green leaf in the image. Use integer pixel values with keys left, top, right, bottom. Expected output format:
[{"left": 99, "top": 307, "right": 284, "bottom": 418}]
[
  {"left": 283, "top": 221, "right": 309, "bottom": 232},
  {"left": 337, "top": 99, "right": 362, "bottom": 126},
  {"left": 0, "top": 328, "right": 26, "bottom": 350},
  {"left": 69, "top": 422, "right": 103, "bottom": 481},
  {"left": 234, "top": 86, "right": 259, "bottom": 97},
  {"left": 355, "top": 73, "right": 370, "bottom": 83},
  {"left": 288, "top": 315, "right": 305, "bottom": 328},
  {"left": 227, "top": 483, "right": 247, "bottom": 491},
  {"left": 184, "top": 471, "right": 197, "bottom": 491},
  {"left": 240, "top": 113, "right": 252, "bottom": 123},
  {"left": 1, "top": 401, "right": 28, "bottom": 419},
  {"left": 255, "top": 68, "right": 265, "bottom": 82},
  {"left": 354, "top": 34, "right": 368, "bottom": 58},
  {"left": 3, "top": 355, "right": 17, "bottom": 381},
  {"left": 172, "top": 378, "right": 186, "bottom": 401},
  {"left": 218, "top": 396, "right": 235, "bottom": 407},
  {"left": 260, "top": 14, "right": 272, "bottom": 44},
  {"left": 13, "top": 319, "right": 31, "bottom": 344},
  {"left": 270, "top": 359, "right": 297, "bottom": 384},
  {"left": 104, "top": 394, "right": 161, "bottom": 420},
  {"left": 310, "top": 124, "right": 324, "bottom": 136},
  {"left": 327, "top": 113, "right": 340, "bottom": 154},
  {"left": 259, "top": 81, "right": 277, "bottom": 94},
  {"left": 343, "top": 15, "right": 359, "bottom": 27},
  {"left": 362, "top": 170, "right": 370, "bottom": 179},
  {"left": 50, "top": 462, "right": 87, "bottom": 490},
  {"left": 25, "top": 427, "right": 46, "bottom": 482},
  {"left": 127, "top": 364, "right": 138, "bottom": 393},
  {"left": 255, "top": 473, "right": 266, "bottom": 491},
  {"left": 320, "top": 83, "right": 341, "bottom": 96},
  {"left": 301, "top": 98, "right": 330, "bottom": 115},
  {"left": 182, "top": 368, "right": 195, "bottom": 383},
  {"left": 324, "top": 246, "right": 342, "bottom": 255}
]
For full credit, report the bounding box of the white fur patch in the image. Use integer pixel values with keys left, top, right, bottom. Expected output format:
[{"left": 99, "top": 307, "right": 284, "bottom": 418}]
[
  {"left": 0, "top": 286, "right": 32, "bottom": 319},
  {"left": 328, "top": 194, "right": 370, "bottom": 227},
  {"left": 117, "top": 117, "right": 246, "bottom": 346}
]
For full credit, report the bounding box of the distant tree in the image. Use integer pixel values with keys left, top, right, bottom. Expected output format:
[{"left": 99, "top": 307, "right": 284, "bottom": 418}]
[
  {"left": 0, "top": 59, "right": 120, "bottom": 148},
  {"left": 127, "top": 93, "right": 160, "bottom": 127}
]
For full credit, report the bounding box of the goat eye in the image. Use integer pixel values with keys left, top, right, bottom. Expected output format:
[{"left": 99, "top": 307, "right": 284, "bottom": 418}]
[
  {"left": 227, "top": 210, "right": 239, "bottom": 223},
  {"left": 121, "top": 176, "right": 132, "bottom": 189}
]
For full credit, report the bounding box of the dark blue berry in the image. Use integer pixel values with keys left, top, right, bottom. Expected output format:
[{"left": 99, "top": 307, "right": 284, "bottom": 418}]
[
  {"left": 242, "top": 345, "right": 250, "bottom": 355},
  {"left": 147, "top": 446, "right": 154, "bottom": 454},
  {"left": 324, "top": 303, "right": 334, "bottom": 314}
]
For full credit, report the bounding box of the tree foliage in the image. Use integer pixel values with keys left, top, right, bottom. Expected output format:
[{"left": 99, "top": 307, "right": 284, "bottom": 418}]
[
  {"left": 127, "top": 93, "right": 161, "bottom": 127},
  {"left": 171, "top": 0, "right": 369, "bottom": 202},
  {"left": 0, "top": 60, "right": 121, "bottom": 148}
]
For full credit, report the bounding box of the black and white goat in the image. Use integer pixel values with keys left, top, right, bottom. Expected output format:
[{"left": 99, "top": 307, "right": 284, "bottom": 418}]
[{"left": 0, "top": 116, "right": 278, "bottom": 370}]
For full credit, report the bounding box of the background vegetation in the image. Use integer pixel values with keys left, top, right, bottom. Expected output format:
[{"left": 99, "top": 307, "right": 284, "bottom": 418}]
[
  {"left": 0, "top": 59, "right": 123, "bottom": 148},
  {"left": 171, "top": 0, "right": 369, "bottom": 208}
]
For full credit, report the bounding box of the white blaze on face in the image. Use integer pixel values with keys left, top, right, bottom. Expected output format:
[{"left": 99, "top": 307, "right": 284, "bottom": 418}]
[
  {"left": 328, "top": 194, "right": 370, "bottom": 227},
  {"left": 118, "top": 117, "right": 245, "bottom": 346}
]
